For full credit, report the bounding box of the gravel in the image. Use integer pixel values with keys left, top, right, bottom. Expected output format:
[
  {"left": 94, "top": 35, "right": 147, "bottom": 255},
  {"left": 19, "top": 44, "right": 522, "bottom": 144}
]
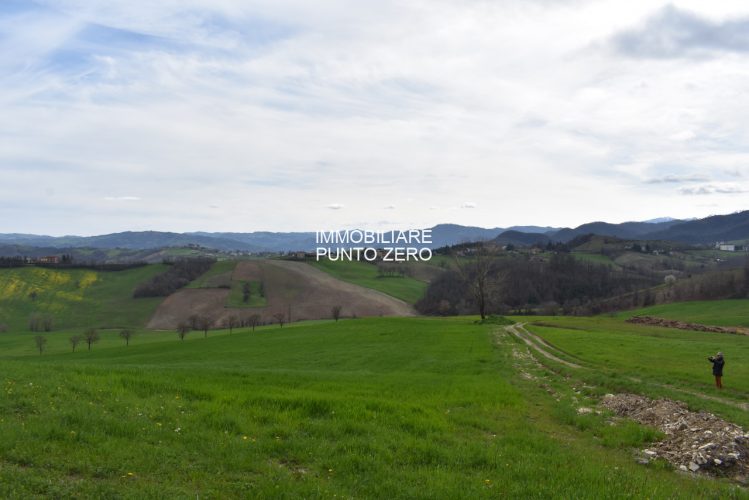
[{"left": 602, "top": 393, "right": 749, "bottom": 478}]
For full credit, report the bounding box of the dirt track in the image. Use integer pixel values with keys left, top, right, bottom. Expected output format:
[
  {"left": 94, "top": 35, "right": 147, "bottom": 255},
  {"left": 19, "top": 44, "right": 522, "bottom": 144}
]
[
  {"left": 147, "top": 260, "right": 415, "bottom": 329},
  {"left": 506, "top": 323, "right": 582, "bottom": 368}
]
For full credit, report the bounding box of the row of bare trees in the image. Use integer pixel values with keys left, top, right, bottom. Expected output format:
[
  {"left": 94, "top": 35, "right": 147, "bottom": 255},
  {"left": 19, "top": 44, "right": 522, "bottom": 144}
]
[
  {"left": 33, "top": 328, "right": 134, "bottom": 355},
  {"left": 179, "top": 305, "right": 345, "bottom": 337},
  {"left": 32, "top": 305, "right": 348, "bottom": 354},
  {"left": 29, "top": 313, "right": 53, "bottom": 332}
]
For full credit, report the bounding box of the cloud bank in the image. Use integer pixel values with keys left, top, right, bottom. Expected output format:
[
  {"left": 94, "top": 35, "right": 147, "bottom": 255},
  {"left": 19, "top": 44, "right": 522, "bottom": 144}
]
[{"left": 1, "top": 1, "right": 749, "bottom": 234}]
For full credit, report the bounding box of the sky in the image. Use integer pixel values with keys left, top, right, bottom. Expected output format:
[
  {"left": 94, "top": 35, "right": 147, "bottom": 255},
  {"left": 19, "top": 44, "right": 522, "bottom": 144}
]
[{"left": 2, "top": 0, "right": 749, "bottom": 235}]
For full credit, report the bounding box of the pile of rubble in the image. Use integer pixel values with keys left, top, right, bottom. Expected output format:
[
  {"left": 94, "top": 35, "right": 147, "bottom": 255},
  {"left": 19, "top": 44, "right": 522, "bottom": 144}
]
[
  {"left": 602, "top": 393, "right": 749, "bottom": 477},
  {"left": 626, "top": 316, "right": 749, "bottom": 336}
]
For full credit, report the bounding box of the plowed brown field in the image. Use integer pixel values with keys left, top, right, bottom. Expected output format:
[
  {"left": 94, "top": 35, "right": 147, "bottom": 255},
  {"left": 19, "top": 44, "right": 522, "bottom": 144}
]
[{"left": 147, "top": 260, "right": 415, "bottom": 329}]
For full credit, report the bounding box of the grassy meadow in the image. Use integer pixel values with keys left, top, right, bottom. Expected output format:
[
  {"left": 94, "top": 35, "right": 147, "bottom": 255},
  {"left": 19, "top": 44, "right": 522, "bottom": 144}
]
[
  {"left": 185, "top": 260, "right": 237, "bottom": 289},
  {"left": 628, "top": 299, "right": 749, "bottom": 327},
  {"left": 524, "top": 301, "right": 749, "bottom": 428},
  {"left": 0, "top": 265, "right": 167, "bottom": 331},
  {"left": 571, "top": 251, "right": 617, "bottom": 267},
  {"left": 227, "top": 280, "right": 267, "bottom": 308},
  {"left": 1, "top": 264, "right": 748, "bottom": 497},
  {"left": 0, "top": 316, "right": 747, "bottom": 498},
  {"left": 311, "top": 259, "right": 427, "bottom": 304}
]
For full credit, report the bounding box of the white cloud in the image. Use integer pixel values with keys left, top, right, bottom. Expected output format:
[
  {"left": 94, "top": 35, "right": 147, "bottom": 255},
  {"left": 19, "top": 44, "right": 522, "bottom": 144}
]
[
  {"left": 3, "top": 1, "right": 749, "bottom": 234},
  {"left": 104, "top": 196, "right": 141, "bottom": 201},
  {"left": 679, "top": 183, "right": 747, "bottom": 195},
  {"left": 645, "top": 174, "right": 709, "bottom": 184},
  {"left": 668, "top": 130, "right": 697, "bottom": 142}
]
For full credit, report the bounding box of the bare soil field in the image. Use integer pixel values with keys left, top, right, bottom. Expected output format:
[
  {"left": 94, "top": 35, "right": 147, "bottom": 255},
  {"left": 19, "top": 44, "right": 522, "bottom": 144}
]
[
  {"left": 147, "top": 259, "right": 414, "bottom": 329},
  {"left": 146, "top": 288, "right": 230, "bottom": 329}
]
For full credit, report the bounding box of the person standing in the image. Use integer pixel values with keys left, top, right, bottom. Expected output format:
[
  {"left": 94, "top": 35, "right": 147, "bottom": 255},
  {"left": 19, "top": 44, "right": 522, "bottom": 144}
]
[{"left": 707, "top": 352, "right": 725, "bottom": 389}]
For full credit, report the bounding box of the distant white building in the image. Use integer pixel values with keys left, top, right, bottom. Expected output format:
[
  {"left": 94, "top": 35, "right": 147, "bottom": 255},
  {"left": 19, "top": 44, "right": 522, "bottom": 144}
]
[{"left": 717, "top": 244, "right": 737, "bottom": 252}]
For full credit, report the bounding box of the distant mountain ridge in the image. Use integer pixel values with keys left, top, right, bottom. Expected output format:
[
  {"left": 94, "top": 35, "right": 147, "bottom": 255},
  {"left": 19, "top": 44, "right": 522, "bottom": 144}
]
[
  {"left": 549, "top": 219, "right": 685, "bottom": 243},
  {"left": 494, "top": 230, "right": 550, "bottom": 247},
  {"left": 2, "top": 211, "right": 748, "bottom": 253},
  {"left": 0, "top": 231, "right": 267, "bottom": 252}
]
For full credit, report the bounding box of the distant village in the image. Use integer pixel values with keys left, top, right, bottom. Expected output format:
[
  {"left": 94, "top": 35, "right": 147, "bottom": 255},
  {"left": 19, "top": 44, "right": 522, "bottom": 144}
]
[{"left": 17, "top": 255, "right": 73, "bottom": 265}]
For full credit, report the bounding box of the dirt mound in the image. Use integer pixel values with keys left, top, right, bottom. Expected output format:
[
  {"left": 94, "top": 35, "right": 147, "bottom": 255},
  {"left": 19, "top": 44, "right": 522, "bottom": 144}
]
[
  {"left": 627, "top": 316, "right": 749, "bottom": 336},
  {"left": 602, "top": 393, "right": 749, "bottom": 477}
]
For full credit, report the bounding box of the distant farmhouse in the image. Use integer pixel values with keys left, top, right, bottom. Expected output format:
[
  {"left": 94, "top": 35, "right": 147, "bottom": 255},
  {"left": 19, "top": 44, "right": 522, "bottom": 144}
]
[
  {"left": 714, "top": 242, "right": 745, "bottom": 252},
  {"left": 36, "top": 256, "right": 61, "bottom": 264}
]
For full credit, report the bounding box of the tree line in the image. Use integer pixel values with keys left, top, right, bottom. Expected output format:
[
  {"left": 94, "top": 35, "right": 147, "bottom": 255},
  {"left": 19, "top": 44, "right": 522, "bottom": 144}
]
[
  {"left": 133, "top": 258, "right": 215, "bottom": 298},
  {"left": 0, "top": 256, "right": 147, "bottom": 271},
  {"left": 417, "top": 250, "right": 660, "bottom": 317},
  {"left": 33, "top": 305, "right": 348, "bottom": 354}
]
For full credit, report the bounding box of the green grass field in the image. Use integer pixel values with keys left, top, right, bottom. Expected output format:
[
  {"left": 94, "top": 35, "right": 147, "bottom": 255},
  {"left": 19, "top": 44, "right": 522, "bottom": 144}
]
[
  {"left": 0, "top": 316, "right": 745, "bottom": 498},
  {"left": 185, "top": 260, "right": 237, "bottom": 289},
  {"left": 571, "top": 251, "right": 616, "bottom": 267},
  {"left": 524, "top": 302, "right": 749, "bottom": 428},
  {"left": 627, "top": 299, "right": 749, "bottom": 327},
  {"left": 227, "top": 280, "right": 267, "bottom": 308},
  {"left": 0, "top": 266, "right": 168, "bottom": 332},
  {"left": 311, "top": 260, "right": 427, "bottom": 304}
]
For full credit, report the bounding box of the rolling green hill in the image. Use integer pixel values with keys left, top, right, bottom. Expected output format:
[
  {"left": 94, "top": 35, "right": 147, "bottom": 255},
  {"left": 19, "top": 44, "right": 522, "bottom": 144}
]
[
  {"left": 0, "top": 265, "right": 167, "bottom": 332},
  {"left": 310, "top": 259, "right": 427, "bottom": 304},
  {"left": 0, "top": 317, "right": 742, "bottom": 497},
  {"left": 185, "top": 260, "right": 237, "bottom": 289}
]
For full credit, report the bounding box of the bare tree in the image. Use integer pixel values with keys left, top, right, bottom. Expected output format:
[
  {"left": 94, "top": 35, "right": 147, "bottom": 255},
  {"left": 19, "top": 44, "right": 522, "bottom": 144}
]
[
  {"left": 331, "top": 305, "right": 342, "bottom": 322},
  {"left": 28, "top": 313, "right": 47, "bottom": 332},
  {"left": 34, "top": 335, "right": 47, "bottom": 355},
  {"left": 177, "top": 322, "right": 190, "bottom": 341},
  {"left": 70, "top": 335, "right": 82, "bottom": 352},
  {"left": 223, "top": 315, "right": 239, "bottom": 334},
  {"left": 242, "top": 282, "right": 251, "bottom": 304},
  {"left": 454, "top": 244, "right": 499, "bottom": 321},
  {"left": 273, "top": 312, "right": 286, "bottom": 328},
  {"left": 119, "top": 329, "right": 134, "bottom": 346},
  {"left": 247, "top": 313, "right": 261, "bottom": 332},
  {"left": 84, "top": 328, "right": 100, "bottom": 351},
  {"left": 188, "top": 314, "right": 200, "bottom": 330},
  {"left": 197, "top": 315, "right": 212, "bottom": 338}
]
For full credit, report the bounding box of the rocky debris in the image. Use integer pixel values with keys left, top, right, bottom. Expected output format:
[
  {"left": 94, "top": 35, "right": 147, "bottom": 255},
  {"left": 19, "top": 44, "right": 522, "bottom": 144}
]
[
  {"left": 602, "top": 393, "right": 749, "bottom": 476},
  {"left": 627, "top": 316, "right": 749, "bottom": 336}
]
